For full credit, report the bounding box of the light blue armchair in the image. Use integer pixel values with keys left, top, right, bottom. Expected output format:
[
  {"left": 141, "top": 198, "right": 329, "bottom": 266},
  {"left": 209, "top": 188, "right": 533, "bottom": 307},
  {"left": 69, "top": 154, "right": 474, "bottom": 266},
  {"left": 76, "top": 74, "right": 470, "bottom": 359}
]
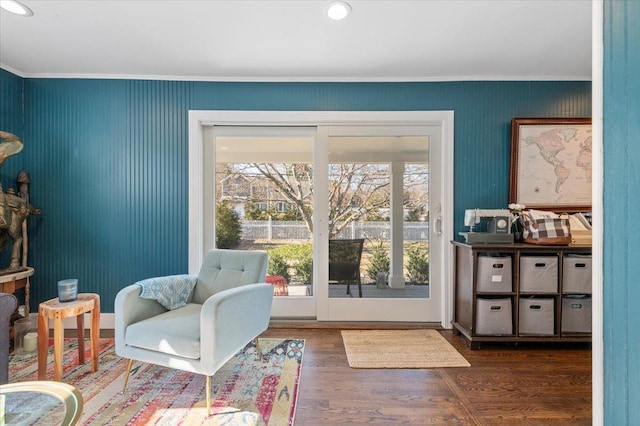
[{"left": 115, "top": 249, "right": 272, "bottom": 413}]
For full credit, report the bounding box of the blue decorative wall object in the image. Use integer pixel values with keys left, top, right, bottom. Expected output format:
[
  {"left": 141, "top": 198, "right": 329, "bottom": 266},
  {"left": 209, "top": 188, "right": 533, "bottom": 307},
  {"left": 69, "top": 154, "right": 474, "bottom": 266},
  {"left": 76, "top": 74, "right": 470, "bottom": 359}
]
[
  {"left": 0, "top": 71, "right": 590, "bottom": 312},
  {"left": 603, "top": 1, "right": 640, "bottom": 423}
]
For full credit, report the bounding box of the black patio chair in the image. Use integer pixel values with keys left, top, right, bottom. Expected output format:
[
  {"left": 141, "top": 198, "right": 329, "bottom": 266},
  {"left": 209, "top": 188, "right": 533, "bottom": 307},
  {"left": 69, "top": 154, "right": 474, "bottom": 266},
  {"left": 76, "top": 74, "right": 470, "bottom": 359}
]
[{"left": 329, "top": 239, "right": 364, "bottom": 297}]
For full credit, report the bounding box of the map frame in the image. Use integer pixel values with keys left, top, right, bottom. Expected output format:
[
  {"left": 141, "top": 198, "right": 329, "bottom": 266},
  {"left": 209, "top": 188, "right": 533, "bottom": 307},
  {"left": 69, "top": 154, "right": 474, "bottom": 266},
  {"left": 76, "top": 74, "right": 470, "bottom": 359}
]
[{"left": 509, "top": 117, "right": 592, "bottom": 212}]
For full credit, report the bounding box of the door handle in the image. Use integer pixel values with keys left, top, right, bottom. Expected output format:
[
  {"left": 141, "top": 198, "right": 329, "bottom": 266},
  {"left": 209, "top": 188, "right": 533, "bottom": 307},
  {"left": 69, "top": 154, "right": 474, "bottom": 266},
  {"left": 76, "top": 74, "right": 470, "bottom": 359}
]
[
  {"left": 433, "top": 203, "right": 443, "bottom": 236},
  {"left": 434, "top": 215, "right": 443, "bottom": 236}
]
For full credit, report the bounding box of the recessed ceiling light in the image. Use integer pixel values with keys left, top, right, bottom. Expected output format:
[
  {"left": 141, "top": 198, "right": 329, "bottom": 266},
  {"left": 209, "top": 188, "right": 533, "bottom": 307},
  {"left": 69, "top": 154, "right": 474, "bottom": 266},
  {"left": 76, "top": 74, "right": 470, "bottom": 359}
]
[
  {"left": 326, "top": 1, "right": 351, "bottom": 21},
  {"left": 0, "top": 0, "right": 33, "bottom": 16}
]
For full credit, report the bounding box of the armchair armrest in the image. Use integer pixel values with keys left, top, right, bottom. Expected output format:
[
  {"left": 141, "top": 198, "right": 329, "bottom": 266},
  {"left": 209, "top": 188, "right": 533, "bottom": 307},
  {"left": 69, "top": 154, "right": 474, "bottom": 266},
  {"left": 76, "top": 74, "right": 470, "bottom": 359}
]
[
  {"left": 114, "top": 284, "right": 167, "bottom": 355},
  {"left": 200, "top": 283, "right": 273, "bottom": 374}
]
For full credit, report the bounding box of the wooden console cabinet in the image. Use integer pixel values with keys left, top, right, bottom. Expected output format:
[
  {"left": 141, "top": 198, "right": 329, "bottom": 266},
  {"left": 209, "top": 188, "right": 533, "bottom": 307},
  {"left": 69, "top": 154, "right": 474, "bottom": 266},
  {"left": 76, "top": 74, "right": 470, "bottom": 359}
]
[{"left": 451, "top": 241, "right": 592, "bottom": 349}]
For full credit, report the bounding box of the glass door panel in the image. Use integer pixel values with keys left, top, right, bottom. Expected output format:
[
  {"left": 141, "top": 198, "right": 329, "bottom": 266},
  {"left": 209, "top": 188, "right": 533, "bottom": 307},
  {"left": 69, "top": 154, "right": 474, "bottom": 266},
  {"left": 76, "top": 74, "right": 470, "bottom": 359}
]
[
  {"left": 212, "top": 126, "right": 316, "bottom": 318},
  {"left": 322, "top": 127, "right": 440, "bottom": 322},
  {"left": 327, "top": 136, "right": 429, "bottom": 300}
]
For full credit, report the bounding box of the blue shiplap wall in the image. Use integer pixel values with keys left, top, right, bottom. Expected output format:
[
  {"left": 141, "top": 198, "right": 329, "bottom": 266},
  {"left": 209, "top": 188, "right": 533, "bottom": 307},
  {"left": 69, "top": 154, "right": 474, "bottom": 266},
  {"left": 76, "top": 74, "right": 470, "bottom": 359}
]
[
  {"left": 0, "top": 70, "right": 28, "bottom": 268},
  {"left": 19, "top": 79, "right": 192, "bottom": 311},
  {"left": 0, "top": 73, "right": 590, "bottom": 312},
  {"left": 0, "top": 70, "right": 23, "bottom": 136},
  {"left": 603, "top": 0, "right": 640, "bottom": 424},
  {"left": 0, "top": 69, "right": 27, "bottom": 187}
]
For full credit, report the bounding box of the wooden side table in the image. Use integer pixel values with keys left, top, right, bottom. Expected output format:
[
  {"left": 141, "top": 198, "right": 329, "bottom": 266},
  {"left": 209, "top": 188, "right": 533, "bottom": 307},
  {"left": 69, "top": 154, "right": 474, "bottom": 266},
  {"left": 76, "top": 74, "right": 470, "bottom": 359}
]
[
  {"left": 0, "top": 267, "right": 34, "bottom": 315},
  {"left": 37, "top": 293, "right": 100, "bottom": 381}
]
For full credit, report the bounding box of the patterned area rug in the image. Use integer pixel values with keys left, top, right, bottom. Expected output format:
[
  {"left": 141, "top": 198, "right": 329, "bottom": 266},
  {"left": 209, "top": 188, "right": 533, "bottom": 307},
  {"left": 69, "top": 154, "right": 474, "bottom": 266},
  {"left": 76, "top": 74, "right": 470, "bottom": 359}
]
[
  {"left": 341, "top": 329, "right": 470, "bottom": 368},
  {"left": 8, "top": 338, "right": 304, "bottom": 425}
]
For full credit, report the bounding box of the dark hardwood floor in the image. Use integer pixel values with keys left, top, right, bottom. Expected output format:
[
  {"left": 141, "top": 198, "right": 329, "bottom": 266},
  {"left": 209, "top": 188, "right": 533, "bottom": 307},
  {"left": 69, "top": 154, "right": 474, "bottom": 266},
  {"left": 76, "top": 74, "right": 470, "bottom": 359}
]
[
  {"left": 98, "top": 323, "right": 591, "bottom": 424},
  {"left": 260, "top": 323, "right": 592, "bottom": 425}
]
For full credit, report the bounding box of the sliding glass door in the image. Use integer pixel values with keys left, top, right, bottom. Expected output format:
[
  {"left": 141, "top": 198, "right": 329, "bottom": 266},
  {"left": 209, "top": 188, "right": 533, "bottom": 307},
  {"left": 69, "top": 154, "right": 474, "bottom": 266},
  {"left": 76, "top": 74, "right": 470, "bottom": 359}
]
[
  {"left": 190, "top": 111, "right": 453, "bottom": 324},
  {"left": 320, "top": 126, "right": 440, "bottom": 321}
]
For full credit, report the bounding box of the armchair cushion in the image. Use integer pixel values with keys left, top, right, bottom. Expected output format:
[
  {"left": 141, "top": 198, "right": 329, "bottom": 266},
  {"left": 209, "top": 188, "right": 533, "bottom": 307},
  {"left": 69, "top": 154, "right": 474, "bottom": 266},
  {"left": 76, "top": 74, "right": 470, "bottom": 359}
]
[
  {"left": 193, "top": 250, "right": 268, "bottom": 303},
  {"left": 138, "top": 274, "right": 197, "bottom": 310},
  {"left": 125, "top": 303, "right": 201, "bottom": 359}
]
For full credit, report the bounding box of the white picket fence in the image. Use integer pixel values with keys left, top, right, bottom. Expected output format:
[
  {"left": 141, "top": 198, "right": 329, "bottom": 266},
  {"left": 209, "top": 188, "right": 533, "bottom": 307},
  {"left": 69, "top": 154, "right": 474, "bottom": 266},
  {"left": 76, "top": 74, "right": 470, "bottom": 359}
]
[{"left": 241, "top": 219, "right": 429, "bottom": 241}]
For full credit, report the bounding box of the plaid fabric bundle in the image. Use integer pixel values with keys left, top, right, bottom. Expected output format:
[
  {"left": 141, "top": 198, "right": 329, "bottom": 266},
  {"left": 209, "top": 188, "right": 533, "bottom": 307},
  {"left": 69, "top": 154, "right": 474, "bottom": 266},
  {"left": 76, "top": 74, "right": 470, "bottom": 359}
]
[{"left": 520, "top": 212, "right": 571, "bottom": 245}]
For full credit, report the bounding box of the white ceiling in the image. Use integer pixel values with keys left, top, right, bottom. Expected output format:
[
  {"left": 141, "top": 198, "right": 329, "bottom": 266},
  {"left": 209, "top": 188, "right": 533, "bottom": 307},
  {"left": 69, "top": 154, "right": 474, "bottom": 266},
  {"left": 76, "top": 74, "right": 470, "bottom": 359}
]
[{"left": 0, "top": 0, "right": 593, "bottom": 82}]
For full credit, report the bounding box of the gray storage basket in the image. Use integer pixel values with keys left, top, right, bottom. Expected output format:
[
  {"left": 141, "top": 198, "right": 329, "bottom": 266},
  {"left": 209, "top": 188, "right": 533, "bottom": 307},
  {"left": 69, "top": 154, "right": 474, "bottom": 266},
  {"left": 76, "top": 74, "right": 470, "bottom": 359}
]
[
  {"left": 519, "top": 298, "right": 555, "bottom": 335},
  {"left": 562, "top": 255, "right": 592, "bottom": 294},
  {"left": 477, "top": 255, "right": 512, "bottom": 292},
  {"left": 476, "top": 298, "right": 513, "bottom": 335},
  {"left": 562, "top": 295, "right": 592, "bottom": 333},
  {"left": 519, "top": 256, "right": 558, "bottom": 293}
]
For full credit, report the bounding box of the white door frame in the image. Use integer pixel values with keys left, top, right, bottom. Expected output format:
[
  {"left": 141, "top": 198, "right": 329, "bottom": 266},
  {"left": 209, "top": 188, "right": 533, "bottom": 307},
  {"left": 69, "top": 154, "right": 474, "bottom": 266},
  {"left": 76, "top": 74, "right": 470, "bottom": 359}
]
[
  {"left": 188, "top": 110, "right": 454, "bottom": 327},
  {"left": 591, "top": 0, "right": 603, "bottom": 422}
]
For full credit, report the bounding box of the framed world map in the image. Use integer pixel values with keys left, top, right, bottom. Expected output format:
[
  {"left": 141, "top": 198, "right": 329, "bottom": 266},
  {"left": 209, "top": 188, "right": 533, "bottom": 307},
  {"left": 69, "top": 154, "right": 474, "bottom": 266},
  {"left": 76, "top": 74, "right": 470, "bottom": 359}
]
[{"left": 509, "top": 117, "right": 592, "bottom": 212}]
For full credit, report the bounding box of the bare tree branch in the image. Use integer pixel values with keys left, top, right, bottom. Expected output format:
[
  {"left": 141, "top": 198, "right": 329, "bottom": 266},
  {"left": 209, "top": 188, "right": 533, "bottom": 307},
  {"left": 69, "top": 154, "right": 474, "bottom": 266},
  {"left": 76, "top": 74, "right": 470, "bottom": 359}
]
[{"left": 221, "top": 161, "right": 427, "bottom": 238}]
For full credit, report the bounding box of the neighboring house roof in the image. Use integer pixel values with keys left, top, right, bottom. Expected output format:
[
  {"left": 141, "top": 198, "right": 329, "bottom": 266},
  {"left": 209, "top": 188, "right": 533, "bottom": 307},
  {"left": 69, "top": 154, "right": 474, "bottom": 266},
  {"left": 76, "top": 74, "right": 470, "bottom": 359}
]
[{"left": 220, "top": 173, "right": 297, "bottom": 205}]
